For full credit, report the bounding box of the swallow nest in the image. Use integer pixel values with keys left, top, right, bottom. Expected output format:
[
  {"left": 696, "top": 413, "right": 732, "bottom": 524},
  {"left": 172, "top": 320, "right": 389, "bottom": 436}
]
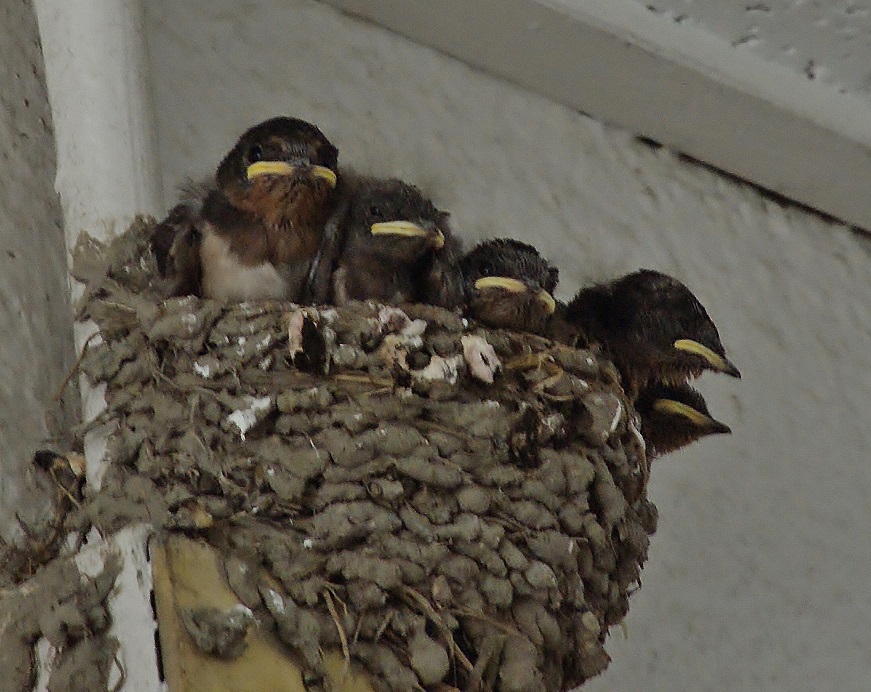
[{"left": 63, "top": 218, "right": 657, "bottom": 691}]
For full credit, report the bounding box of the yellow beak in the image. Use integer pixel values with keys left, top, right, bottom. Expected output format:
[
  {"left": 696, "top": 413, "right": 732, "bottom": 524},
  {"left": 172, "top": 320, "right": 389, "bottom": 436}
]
[
  {"left": 652, "top": 399, "right": 731, "bottom": 433},
  {"left": 246, "top": 161, "right": 294, "bottom": 179},
  {"left": 673, "top": 339, "right": 741, "bottom": 378},
  {"left": 474, "top": 276, "right": 526, "bottom": 293},
  {"left": 473, "top": 277, "right": 555, "bottom": 315},
  {"left": 246, "top": 161, "right": 337, "bottom": 188},
  {"left": 370, "top": 221, "right": 445, "bottom": 249},
  {"left": 310, "top": 165, "right": 338, "bottom": 187},
  {"left": 536, "top": 289, "right": 557, "bottom": 315}
]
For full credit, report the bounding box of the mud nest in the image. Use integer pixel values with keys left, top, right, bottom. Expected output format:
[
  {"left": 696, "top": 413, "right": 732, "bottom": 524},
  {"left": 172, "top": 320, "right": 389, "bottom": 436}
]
[{"left": 65, "top": 218, "right": 657, "bottom": 691}]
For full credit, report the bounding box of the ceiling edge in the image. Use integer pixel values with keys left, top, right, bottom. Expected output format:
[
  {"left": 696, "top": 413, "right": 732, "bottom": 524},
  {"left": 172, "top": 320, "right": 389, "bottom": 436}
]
[{"left": 320, "top": 0, "right": 871, "bottom": 230}]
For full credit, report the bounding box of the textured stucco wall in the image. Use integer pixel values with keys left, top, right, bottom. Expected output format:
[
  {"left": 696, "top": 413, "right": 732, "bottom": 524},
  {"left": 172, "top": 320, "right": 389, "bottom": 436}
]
[
  {"left": 141, "top": 2, "right": 871, "bottom": 690},
  {"left": 637, "top": 0, "right": 871, "bottom": 96},
  {"left": 0, "top": 1, "right": 75, "bottom": 541}
]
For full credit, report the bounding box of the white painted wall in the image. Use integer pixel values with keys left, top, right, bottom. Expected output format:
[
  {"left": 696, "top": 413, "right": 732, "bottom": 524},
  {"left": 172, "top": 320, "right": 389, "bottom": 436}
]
[
  {"left": 143, "top": 2, "right": 871, "bottom": 690},
  {"left": 321, "top": 0, "right": 871, "bottom": 232},
  {"left": 0, "top": 0, "right": 76, "bottom": 542}
]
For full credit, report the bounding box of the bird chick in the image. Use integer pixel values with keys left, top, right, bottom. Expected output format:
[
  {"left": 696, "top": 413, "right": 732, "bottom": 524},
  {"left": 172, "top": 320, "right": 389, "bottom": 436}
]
[
  {"left": 152, "top": 116, "right": 338, "bottom": 301},
  {"left": 328, "top": 175, "right": 463, "bottom": 308},
  {"left": 559, "top": 268, "right": 740, "bottom": 395},
  {"left": 635, "top": 382, "right": 731, "bottom": 458},
  {"left": 460, "top": 238, "right": 558, "bottom": 334}
]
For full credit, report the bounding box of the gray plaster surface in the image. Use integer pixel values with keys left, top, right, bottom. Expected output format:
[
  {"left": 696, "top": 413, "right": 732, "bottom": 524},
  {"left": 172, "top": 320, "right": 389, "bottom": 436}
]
[
  {"left": 143, "top": 2, "right": 871, "bottom": 689},
  {"left": 0, "top": 0, "right": 76, "bottom": 542},
  {"left": 638, "top": 0, "right": 871, "bottom": 97}
]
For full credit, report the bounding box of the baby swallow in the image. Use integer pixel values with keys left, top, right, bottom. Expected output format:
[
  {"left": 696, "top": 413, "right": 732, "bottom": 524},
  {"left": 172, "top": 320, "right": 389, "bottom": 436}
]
[
  {"left": 635, "top": 382, "right": 731, "bottom": 458},
  {"left": 460, "top": 238, "right": 558, "bottom": 333},
  {"left": 560, "top": 269, "right": 740, "bottom": 394},
  {"left": 327, "top": 174, "right": 463, "bottom": 307},
  {"left": 152, "top": 116, "right": 338, "bottom": 301}
]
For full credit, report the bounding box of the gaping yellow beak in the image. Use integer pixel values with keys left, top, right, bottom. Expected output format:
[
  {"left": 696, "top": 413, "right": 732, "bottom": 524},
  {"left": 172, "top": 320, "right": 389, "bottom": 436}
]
[
  {"left": 652, "top": 399, "right": 732, "bottom": 433},
  {"left": 370, "top": 221, "right": 445, "bottom": 249},
  {"left": 246, "top": 161, "right": 337, "bottom": 188},
  {"left": 673, "top": 339, "right": 741, "bottom": 378},
  {"left": 473, "top": 277, "right": 556, "bottom": 315}
]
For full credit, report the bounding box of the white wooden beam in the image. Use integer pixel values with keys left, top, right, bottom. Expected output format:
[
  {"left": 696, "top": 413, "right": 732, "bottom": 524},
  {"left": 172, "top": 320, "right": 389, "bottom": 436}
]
[{"left": 321, "top": 0, "right": 871, "bottom": 229}]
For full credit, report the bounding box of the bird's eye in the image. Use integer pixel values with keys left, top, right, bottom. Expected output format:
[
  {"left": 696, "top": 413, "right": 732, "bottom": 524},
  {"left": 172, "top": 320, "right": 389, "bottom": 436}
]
[
  {"left": 369, "top": 205, "right": 385, "bottom": 220},
  {"left": 480, "top": 262, "right": 495, "bottom": 276},
  {"left": 247, "top": 145, "right": 264, "bottom": 163}
]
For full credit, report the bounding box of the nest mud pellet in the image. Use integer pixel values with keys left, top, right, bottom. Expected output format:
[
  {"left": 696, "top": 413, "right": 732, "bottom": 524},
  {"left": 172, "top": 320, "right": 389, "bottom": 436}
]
[{"left": 63, "top": 218, "right": 658, "bottom": 690}]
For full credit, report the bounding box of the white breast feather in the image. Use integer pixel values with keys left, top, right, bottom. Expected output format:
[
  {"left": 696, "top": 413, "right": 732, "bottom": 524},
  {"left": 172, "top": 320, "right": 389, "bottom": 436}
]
[{"left": 200, "top": 229, "right": 288, "bottom": 300}]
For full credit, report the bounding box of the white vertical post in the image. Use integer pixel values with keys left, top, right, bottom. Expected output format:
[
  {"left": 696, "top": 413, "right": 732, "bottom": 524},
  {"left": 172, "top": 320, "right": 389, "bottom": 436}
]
[
  {"left": 33, "top": 1, "right": 163, "bottom": 689},
  {"left": 34, "top": 0, "right": 164, "bottom": 489},
  {"left": 34, "top": 0, "right": 163, "bottom": 244}
]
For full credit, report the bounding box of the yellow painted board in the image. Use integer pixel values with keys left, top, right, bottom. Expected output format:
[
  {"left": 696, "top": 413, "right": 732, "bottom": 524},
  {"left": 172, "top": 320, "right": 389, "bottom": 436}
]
[{"left": 151, "top": 534, "right": 376, "bottom": 692}]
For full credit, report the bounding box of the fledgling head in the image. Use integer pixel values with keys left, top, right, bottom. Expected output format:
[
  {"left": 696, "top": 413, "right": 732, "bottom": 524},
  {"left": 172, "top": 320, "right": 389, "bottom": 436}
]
[
  {"left": 635, "top": 382, "right": 731, "bottom": 458},
  {"left": 331, "top": 176, "right": 459, "bottom": 305},
  {"left": 461, "top": 238, "right": 558, "bottom": 333},
  {"left": 216, "top": 116, "right": 338, "bottom": 216},
  {"left": 344, "top": 177, "right": 450, "bottom": 262},
  {"left": 566, "top": 268, "right": 740, "bottom": 391}
]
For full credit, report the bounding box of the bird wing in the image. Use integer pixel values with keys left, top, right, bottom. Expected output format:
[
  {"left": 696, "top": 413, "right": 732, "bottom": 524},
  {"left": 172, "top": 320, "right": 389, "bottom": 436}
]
[
  {"left": 422, "top": 232, "right": 465, "bottom": 309},
  {"left": 152, "top": 177, "right": 214, "bottom": 297},
  {"left": 152, "top": 203, "right": 203, "bottom": 297},
  {"left": 303, "top": 192, "right": 351, "bottom": 305}
]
